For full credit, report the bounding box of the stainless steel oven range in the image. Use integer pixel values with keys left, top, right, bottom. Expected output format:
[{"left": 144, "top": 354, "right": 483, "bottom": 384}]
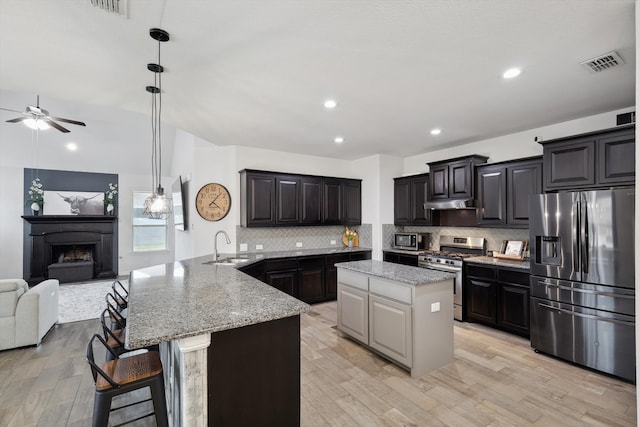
[{"left": 418, "top": 236, "right": 485, "bottom": 321}]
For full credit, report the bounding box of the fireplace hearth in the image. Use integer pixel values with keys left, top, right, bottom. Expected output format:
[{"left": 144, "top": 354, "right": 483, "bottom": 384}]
[{"left": 22, "top": 215, "right": 118, "bottom": 285}]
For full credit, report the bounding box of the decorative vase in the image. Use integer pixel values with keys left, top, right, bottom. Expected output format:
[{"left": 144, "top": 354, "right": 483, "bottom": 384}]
[
  {"left": 31, "top": 202, "right": 41, "bottom": 216},
  {"left": 106, "top": 204, "right": 115, "bottom": 216},
  {"left": 348, "top": 240, "right": 353, "bottom": 248}
]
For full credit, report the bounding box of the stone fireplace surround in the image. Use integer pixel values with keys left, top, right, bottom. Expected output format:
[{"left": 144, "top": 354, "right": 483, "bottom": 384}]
[{"left": 22, "top": 215, "right": 117, "bottom": 285}]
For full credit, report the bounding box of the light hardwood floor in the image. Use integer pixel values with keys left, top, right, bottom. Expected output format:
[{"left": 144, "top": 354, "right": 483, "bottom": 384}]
[{"left": 0, "top": 302, "right": 635, "bottom": 426}]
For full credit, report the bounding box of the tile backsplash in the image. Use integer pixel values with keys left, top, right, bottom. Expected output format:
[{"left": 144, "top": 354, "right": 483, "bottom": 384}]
[
  {"left": 384, "top": 224, "right": 529, "bottom": 254},
  {"left": 236, "top": 224, "right": 372, "bottom": 252}
]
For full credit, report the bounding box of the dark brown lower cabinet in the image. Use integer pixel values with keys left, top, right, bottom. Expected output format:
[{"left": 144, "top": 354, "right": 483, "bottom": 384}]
[
  {"left": 298, "top": 256, "right": 325, "bottom": 303},
  {"left": 209, "top": 315, "right": 300, "bottom": 426},
  {"left": 326, "top": 253, "right": 351, "bottom": 299},
  {"left": 265, "top": 259, "right": 299, "bottom": 297},
  {"left": 241, "top": 250, "right": 372, "bottom": 304},
  {"left": 382, "top": 251, "right": 419, "bottom": 267},
  {"left": 464, "top": 262, "right": 530, "bottom": 337}
]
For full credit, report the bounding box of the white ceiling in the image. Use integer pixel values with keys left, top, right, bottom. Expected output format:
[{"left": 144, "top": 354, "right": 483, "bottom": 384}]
[{"left": 0, "top": 0, "right": 635, "bottom": 160}]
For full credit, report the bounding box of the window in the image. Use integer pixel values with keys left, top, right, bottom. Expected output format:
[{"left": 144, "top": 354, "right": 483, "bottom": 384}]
[{"left": 133, "top": 191, "right": 167, "bottom": 252}]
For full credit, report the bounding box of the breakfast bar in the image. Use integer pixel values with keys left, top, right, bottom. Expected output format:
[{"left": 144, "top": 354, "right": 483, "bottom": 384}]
[{"left": 125, "top": 256, "right": 310, "bottom": 426}]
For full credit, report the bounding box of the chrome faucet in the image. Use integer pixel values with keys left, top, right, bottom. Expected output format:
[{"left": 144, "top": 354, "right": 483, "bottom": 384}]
[{"left": 213, "top": 230, "right": 231, "bottom": 262}]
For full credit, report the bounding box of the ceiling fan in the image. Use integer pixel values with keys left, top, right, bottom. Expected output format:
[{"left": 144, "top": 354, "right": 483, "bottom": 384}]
[{"left": 0, "top": 95, "right": 86, "bottom": 133}]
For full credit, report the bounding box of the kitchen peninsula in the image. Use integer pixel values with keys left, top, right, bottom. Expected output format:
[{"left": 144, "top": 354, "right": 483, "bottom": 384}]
[
  {"left": 125, "top": 255, "right": 310, "bottom": 427},
  {"left": 336, "top": 260, "right": 456, "bottom": 378}
]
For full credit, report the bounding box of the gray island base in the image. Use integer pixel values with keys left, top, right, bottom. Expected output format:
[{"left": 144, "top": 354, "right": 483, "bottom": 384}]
[
  {"left": 125, "top": 256, "right": 310, "bottom": 426},
  {"left": 336, "top": 260, "right": 456, "bottom": 378}
]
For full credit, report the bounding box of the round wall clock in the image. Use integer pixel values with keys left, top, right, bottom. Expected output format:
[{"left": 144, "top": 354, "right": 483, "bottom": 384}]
[{"left": 195, "top": 183, "right": 231, "bottom": 221}]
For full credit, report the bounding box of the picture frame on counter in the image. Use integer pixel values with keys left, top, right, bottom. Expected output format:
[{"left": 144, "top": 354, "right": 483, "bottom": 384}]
[{"left": 497, "top": 240, "right": 528, "bottom": 260}]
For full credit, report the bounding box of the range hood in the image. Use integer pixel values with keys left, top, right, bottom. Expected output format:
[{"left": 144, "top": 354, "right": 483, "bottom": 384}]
[{"left": 423, "top": 199, "right": 476, "bottom": 210}]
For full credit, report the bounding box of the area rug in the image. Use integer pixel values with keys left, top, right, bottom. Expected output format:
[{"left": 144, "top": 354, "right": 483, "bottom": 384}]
[{"left": 58, "top": 279, "right": 128, "bottom": 323}]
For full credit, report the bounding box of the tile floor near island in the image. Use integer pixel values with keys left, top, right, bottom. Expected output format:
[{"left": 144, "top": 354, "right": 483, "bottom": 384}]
[{"left": 0, "top": 301, "right": 635, "bottom": 426}]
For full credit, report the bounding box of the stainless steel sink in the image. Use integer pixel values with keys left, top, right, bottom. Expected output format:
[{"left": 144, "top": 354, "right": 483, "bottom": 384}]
[{"left": 203, "top": 257, "right": 250, "bottom": 266}]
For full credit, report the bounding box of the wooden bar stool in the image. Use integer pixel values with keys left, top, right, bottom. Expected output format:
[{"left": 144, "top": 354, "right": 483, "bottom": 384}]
[
  {"left": 106, "top": 291, "right": 127, "bottom": 313},
  {"left": 86, "top": 334, "right": 168, "bottom": 427},
  {"left": 99, "top": 308, "right": 127, "bottom": 361},
  {"left": 112, "top": 280, "right": 129, "bottom": 303}
]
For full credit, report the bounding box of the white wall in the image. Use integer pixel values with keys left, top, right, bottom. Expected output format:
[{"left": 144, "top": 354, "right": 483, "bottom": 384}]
[
  {"left": 635, "top": 0, "right": 639, "bottom": 415},
  {"left": 0, "top": 166, "right": 24, "bottom": 277},
  {"left": 403, "top": 107, "right": 635, "bottom": 174},
  {"left": 350, "top": 154, "right": 403, "bottom": 260}
]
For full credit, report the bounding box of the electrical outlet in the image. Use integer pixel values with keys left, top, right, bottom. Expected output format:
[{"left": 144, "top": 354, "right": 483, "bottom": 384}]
[
  {"left": 330, "top": 240, "right": 337, "bottom": 245},
  {"left": 239, "top": 243, "right": 248, "bottom": 252},
  {"left": 256, "top": 244, "right": 263, "bottom": 250},
  {"left": 431, "top": 302, "right": 441, "bottom": 313},
  {"left": 296, "top": 242, "right": 303, "bottom": 248}
]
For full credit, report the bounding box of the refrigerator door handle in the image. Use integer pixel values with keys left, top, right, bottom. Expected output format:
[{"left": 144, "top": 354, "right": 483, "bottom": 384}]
[
  {"left": 572, "top": 200, "right": 580, "bottom": 274},
  {"left": 537, "top": 303, "right": 635, "bottom": 327},
  {"left": 580, "top": 198, "right": 589, "bottom": 274},
  {"left": 540, "top": 283, "right": 635, "bottom": 299}
]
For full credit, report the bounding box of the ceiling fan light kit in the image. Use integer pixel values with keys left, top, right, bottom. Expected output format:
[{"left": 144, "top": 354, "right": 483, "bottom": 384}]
[
  {"left": 142, "top": 27, "right": 173, "bottom": 220},
  {"left": 0, "top": 95, "right": 86, "bottom": 133}
]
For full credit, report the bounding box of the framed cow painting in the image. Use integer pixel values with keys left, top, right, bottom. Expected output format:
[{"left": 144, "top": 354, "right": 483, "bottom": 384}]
[{"left": 43, "top": 191, "right": 105, "bottom": 215}]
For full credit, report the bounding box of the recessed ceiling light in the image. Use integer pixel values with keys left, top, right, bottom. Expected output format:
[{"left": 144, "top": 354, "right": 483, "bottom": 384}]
[
  {"left": 502, "top": 67, "right": 521, "bottom": 79},
  {"left": 334, "top": 136, "right": 344, "bottom": 144},
  {"left": 324, "top": 99, "right": 337, "bottom": 109},
  {"left": 430, "top": 128, "right": 442, "bottom": 135},
  {"left": 66, "top": 143, "right": 78, "bottom": 151}
]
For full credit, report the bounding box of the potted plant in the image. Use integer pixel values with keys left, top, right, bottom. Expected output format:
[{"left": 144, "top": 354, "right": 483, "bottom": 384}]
[
  {"left": 104, "top": 183, "right": 118, "bottom": 216},
  {"left": 27, "top": 178, "right": 44, "bottom": 215}
]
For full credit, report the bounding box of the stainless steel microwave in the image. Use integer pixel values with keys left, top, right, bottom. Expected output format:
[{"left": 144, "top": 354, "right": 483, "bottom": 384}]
[{"left": 393, "top": 232, "right": 429, "bottom": 251}]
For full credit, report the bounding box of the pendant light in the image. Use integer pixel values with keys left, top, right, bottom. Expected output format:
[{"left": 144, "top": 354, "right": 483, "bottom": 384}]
[{"left": 143, "top": 28, "right": 173, "bottom": 219}]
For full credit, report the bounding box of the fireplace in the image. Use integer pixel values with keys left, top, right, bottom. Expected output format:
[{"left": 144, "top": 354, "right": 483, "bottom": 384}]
[{"left": 22, "top": 215, "right": 117, "bottom": 285}]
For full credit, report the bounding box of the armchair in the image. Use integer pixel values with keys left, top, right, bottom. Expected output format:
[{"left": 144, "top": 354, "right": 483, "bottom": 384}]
[{"left": 0, "top": 278, "right": 59, "bottom": 351}]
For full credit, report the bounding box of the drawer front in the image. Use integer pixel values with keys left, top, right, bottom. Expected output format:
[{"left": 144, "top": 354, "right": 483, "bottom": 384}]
[
  {"left": 369, "top": 277, "right": 412, "bottom": 304},
  {"left": 465, "top": 263, "right": 496, "bottom": 280},
  {"left": 338, "top": 269, "right": 369, "bottom": 291},
  {"left": 497, "top": 268, "right": 529, "bottom": 286},
  {"left": 266, "top": 258, "right": 298, "bottom": 271}
]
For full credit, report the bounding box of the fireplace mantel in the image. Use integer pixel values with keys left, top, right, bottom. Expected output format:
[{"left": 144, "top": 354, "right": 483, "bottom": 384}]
[
  {"left": 22, "top": 215, "right": 118, "bottom": 285},
  {"left": 22, "top": 215, "right": 117, "bottom": 224}
]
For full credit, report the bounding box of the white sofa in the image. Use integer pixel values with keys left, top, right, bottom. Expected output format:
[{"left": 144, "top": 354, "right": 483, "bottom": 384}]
[{"left": 0, "top": 279, "right": 59, "bottom": 351}]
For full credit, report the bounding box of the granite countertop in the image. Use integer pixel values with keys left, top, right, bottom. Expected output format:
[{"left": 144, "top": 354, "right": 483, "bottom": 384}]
[
  {"left": 125, "top": 255, "right": 311, "bottom": 349},
  {"left": 381, "top": 248, "right": 428, "bottom": 255},
  {"left": 213, "top": 246, "right": 373, "bottom": 267},
  {"left": 465, "top": 256, "right": 531, "bottom": 270},
  {"left": 336, "top": 260, "right": 455, "bottom": 286}
]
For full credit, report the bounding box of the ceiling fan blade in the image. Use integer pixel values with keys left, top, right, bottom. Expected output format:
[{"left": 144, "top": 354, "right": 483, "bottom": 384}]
[
  {"left": 6, "top": 117, "right": 29, "bottom": 123},
  {"left": 49, "top": 116, "right": 86, "bottom": 127},
  {"left": 0, "top": 107, "right": 23, "bottom": 114},
  {"left": 44, "top": 119, "right": 70, "bottom": 133}
]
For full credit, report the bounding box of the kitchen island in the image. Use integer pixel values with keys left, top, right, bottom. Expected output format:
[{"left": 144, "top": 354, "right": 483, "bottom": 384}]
[
  {"left": 125, "top": 255, "right": 310, "bottom": 427},
  {"left": 336, "top": 260, "right": 456, "bottom": 378}
]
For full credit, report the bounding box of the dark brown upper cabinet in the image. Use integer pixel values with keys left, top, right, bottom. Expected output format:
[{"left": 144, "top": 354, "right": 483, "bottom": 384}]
[
  {"left": 322, "top": 178, "right": 343, "bottom": 224},
  {"left": 476, "top": 157, "right": 542, "bottom": 228},
  {"left": 323, "top": 178, "right": 362, "bottom": 225},
  {"left": 427, "top": 155, "right": 488, "bottom": 201},
  {"left": 342, "top": 179, "right": 362, "bottom": 225},
  {"left": 276, "top": 175, "right": 300, "bottom": 225},
  {"left": 393, "top": 173, "right": 431, "bottom": 225},
  {"left": 540, "top": 125, "right": 635, "bottom": 192},
  {"left": 300, "top": 176, "right": 322, "bottom": 224},
  {"left": 240, "top": 171, "right": 276, "bottom": 227},
  {"left": 240, "top": 170, "right": 361, "bottom": 227}
]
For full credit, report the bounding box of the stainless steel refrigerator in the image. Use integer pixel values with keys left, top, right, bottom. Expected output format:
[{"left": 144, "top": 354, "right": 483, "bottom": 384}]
[{"left": 529, "top": 188, "right": 635, "bottom": 382}]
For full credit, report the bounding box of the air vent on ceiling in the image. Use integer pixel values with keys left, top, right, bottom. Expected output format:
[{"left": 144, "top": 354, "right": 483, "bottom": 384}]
[
  {"left": 89, "top": 0, "right": 128, "bottom": 16},
  {"left": 580, "top": 51, "right": 625, "bottom": 73}
]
